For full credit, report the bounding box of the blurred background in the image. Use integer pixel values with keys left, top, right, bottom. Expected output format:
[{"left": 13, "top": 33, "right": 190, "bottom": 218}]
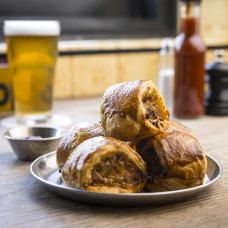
[
  {"left": 0, "top": 0, "right": 177, "bottom": 39},
  {"left": 0, "top": 0, "right": 227, "bottom": 99}
]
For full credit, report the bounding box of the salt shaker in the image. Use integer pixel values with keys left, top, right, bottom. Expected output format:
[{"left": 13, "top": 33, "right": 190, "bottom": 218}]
[{"left": 157, "top": 38, "right": 174, "bottom": 116}]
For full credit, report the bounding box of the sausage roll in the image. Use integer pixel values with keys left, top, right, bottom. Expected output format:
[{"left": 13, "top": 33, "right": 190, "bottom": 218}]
[
  {"left": 101, "top": 80, "right": 170, "bottom": 142},
  {"left": 135, "top": 121, "right": 207, "bottom": 191},
  {"left": 56, "top": 122, "right": 104, "bottom": 169},
  {"left": 61, "top": 136, "right": 147, "bottom": 193}
]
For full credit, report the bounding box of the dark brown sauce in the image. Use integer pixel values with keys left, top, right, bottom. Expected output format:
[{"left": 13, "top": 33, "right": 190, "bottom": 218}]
[{"left": 174, "top": 11, "right": 206, "bottom": 118}]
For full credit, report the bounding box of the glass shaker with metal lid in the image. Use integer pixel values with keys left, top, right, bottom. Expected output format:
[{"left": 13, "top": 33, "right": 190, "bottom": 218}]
[{"left": 157, "top": 38, "right": 174, "bottom": 116}]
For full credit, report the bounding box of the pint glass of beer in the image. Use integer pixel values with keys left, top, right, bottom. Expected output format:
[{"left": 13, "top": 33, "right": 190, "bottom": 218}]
[{"left": 4, "top": 20, "right": 60, "bottom": 123}]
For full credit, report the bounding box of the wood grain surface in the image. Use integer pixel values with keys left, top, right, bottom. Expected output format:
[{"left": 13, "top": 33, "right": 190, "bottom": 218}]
[
  {"left": 53, "top": 48, "right": 228, "bottom": 99},
  {"left": 0, "top": 98, "right": 227, "bottom": 228}
]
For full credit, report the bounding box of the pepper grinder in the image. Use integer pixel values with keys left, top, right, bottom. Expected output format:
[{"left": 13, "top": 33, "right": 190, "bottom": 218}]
[{"left": 205, "top": 50, "right": 228, "bottom": 115}]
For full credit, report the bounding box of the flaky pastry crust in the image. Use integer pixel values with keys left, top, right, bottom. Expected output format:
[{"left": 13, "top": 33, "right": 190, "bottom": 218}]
[
  {"left": 56, "top": 122, "right": 104, "bottom": 169},
  {"left": 101, "top": 80, "right": 170, "bottom": 142},
  {"left": 135, "top": 121, "right": 207, "bottom": 191},
  {"left": 61, "top": 136, "right": 147, "bottom": 193}
]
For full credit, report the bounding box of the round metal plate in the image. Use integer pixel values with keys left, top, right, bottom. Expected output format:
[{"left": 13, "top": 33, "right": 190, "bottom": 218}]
[{"left": 30, "top": 151, "right": 222, "bottom": 206}]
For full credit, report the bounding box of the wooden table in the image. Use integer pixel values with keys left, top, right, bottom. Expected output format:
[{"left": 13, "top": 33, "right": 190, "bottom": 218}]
[{"left": 0, "top": 98, "right": 227, "bottom": 227}]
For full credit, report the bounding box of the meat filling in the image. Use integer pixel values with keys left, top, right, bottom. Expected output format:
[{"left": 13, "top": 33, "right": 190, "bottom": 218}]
[
  {"left": 142, "top": 94, "right": 164, "bottom": 128},
  {"left": 91, "top": 153, "right": 145, "bottom": 189},
  {"left": 138, "top": 146, "right": 167, "bottom": 181}
]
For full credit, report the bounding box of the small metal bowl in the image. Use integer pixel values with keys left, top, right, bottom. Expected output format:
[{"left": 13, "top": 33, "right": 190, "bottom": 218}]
[{"left": 3, "top": 126, "right": 64, "bottom": 161}]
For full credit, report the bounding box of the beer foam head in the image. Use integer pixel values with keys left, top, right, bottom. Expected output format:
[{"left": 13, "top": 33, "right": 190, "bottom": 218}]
[{"left": 4, "top": 20, "right": 60, "bottom": 36}]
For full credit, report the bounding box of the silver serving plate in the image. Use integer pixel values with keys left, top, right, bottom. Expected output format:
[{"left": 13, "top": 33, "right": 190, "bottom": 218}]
[{"left": 30, "top": 151, "right": 222, "bottom": 206}]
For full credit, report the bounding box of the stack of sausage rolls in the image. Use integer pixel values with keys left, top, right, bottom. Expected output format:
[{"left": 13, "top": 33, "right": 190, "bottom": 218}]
[{"left": 57, "top": 80, "right": 207, "bottom": 193}]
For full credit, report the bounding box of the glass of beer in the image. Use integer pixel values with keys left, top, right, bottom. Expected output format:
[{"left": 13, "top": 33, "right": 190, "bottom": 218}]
[{"left": 4, "top": 20, "right": 60, "bottom": 124}]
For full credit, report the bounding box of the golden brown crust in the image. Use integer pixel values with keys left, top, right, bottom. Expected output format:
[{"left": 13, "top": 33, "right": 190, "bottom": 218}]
[
  {"left": 162, "top": 120, "right": 195, "bottom": 136},
  {"left": 100, "top": 80, "right": 170, "bottom": 142},
  {"left": 61, "top": 136, "right": 147, "bottom": 193},
  {"left": 135, "top": 121, "right": 207, "bottom": 191},
  {"left": 129, "top": 120, "right": 195, "bottom": 150},
  {"left": 56, "top": 122, "right": 104, "bottom": 169}
]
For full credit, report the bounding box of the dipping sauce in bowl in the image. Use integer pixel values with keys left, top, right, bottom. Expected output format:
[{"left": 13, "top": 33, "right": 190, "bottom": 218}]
[{"left": 4, "top": 127, "right": 64, "bottom": 161}]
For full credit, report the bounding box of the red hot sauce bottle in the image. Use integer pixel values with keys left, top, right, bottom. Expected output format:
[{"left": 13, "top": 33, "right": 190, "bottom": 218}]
[{"left": 174, "top": 0, "right": 206, "bottom": 118}]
